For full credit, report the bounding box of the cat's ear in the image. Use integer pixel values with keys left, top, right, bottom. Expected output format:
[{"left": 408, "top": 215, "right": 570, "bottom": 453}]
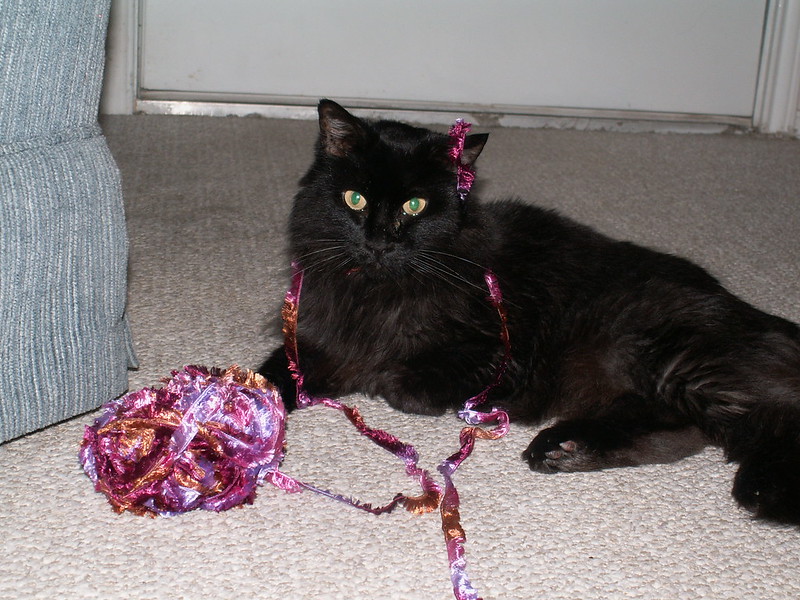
[
  {"left": 460, "top": 133, "right": 489, "bottom": 167},
  {"left": 317, "top": 99, "right": 368, "bottom": 157}
]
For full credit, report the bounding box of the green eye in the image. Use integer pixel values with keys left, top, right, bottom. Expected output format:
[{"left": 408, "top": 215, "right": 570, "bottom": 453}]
[
  {"left": 402, "top": 197, "right": 427, "bottom": 216},
  {"left": 343, "top": 190, "right": 367, "bottom": 211}
]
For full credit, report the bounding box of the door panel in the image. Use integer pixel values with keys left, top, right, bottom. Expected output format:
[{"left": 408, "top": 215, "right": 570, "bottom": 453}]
[{"left": 140, "top": 0, "right": 767, "bottom": 117}]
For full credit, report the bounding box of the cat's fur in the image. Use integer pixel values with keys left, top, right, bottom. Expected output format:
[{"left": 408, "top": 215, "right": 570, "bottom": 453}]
[{"left": 259, "top": 99, "right": 800, "bottom": 525}]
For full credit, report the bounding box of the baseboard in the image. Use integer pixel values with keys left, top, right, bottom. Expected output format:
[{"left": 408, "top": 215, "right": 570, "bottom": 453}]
[{"left": 134, "top": 98, "right": 746, "bottom": 135}]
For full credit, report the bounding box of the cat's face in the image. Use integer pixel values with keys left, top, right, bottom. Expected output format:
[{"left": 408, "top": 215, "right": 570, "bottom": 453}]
[{"left": 289, "top": 100, "right": 487, "bottom": 282}]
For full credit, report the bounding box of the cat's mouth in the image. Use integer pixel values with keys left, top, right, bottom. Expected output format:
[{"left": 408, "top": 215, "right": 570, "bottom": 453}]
[
  {"left": 352, "top": 262, "right": 399, "bottom": 280},
  {"left": 348, "top": 255, "right": 410, "bottom": 282},
  {"left": 348, "top": 243, "right": 410, "bottom": 280}
]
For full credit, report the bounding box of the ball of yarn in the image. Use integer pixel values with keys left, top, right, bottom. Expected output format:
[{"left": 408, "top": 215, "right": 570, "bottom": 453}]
[{"left": 80, "top": 365, "right": 286, "bottom": 516}]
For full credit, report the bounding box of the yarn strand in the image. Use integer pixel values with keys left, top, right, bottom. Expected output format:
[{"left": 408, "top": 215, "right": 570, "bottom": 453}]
[
  {"left": 281, "top": 264, "right": 443, "bottom": 516},
  {"left": 284, "top": 263, "right": 512, "bottom": 600},
  {"left": 448, "top": 119, "right": 477, "bottom": 201}
]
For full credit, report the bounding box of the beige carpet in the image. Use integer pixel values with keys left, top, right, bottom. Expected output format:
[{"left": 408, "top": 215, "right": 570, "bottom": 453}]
[{"left": 1, "top": 114, "right": 799, "bottom": 599}]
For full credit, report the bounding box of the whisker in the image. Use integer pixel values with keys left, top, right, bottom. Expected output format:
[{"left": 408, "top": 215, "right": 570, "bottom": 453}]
[
  {"left": 419, "top": 249, "right": 489, "bottom": 272},
  {"left": 296, "top": 245, "right": 351, "bottom": 274},
  {"left": 330, "top": 254, "right": 356, "bottom": 273},
  {"left": 407, "top": 268, "right": 428, "bottom": 288},
  {"left": 295, "top": 244, "right": 347, "bottom": 263},
  {"left": 418, "top": 250, "right": 521, "bottom": 308},
  {"left": 411, "top": 256, "right": 488, "bottom": 299},
  {"left": 414, "top": 255, "right": 489, "bottom": 296},
  {"left": 303, "top": 255, "right": 348, "bottom": 274},
  {"left": 412, "top": 251, "right": 522, "bottom": 310}
]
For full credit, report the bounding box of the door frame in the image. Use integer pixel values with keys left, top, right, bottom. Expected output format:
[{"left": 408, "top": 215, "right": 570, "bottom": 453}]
[{"left": 753, "top": 0, "right": 800, "bottom": 134}]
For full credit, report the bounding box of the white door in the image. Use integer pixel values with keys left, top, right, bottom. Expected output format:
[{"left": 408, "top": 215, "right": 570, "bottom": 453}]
[{"left": 136, "top": 0, "right": 768, "bottom": 122}]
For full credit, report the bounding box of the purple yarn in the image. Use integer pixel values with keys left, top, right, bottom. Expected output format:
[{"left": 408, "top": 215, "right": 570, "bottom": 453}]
[{"left": 80, "top": 365, "right": 287, "bottom": 516}]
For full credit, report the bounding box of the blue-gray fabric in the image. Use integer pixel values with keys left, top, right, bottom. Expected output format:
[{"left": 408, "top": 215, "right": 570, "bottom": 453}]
[{"left": 0, "top": 0, "right": 135, "bottom": 442}]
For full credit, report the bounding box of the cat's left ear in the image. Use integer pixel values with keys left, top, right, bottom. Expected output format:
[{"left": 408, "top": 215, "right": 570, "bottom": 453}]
[{"left": 459, "top": 133, "right": 489, "bottom": 167}]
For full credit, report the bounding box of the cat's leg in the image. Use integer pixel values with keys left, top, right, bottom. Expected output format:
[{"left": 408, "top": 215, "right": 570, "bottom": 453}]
[
  {"left": 376, "top": 339, "right": 505, "bottom": 416},
  {"left": 524, "top": 420, "right": 707, "bottom": 473},
  {"left": 523, "top": 394, "right": 707, "bottom": 473},
  {"left": 650, "top": 327, "right": 800, "bottom": 525}
]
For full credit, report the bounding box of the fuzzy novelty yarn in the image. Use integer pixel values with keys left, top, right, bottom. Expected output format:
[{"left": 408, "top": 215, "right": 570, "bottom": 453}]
[{"left": 80, "top": 365, "right": 289, "bottom": 516}]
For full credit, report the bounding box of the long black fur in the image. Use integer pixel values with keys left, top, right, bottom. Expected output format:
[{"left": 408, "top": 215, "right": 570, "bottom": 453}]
[{"left": 260, "top": 100, "right": 800, "bottom": 525}]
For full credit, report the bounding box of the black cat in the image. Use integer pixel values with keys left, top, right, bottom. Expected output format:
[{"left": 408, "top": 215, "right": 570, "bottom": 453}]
[{"left": 260, "top": 99, "right": 800, "bottom": 526}]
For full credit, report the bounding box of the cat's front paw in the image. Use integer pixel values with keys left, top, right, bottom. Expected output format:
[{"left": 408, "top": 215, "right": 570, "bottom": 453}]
[
  {"left": 522, "top": 419, "right": 634, "bottom": 473},
  {"left": 523, "top": 427, "right": 594, "bottom": 473}
]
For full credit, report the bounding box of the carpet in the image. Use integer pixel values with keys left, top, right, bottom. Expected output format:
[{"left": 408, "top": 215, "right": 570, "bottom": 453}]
[{"left": 1, "top": 114, "right": 799, "bottom": 599}]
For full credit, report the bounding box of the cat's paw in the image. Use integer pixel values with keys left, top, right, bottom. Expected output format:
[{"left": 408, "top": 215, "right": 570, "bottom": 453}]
[
  {"left": 733, "top": 456, "right": 800, "bottom": 526},
  {"left": 523, "top": 423, "right": 604, "bottom": 473}
]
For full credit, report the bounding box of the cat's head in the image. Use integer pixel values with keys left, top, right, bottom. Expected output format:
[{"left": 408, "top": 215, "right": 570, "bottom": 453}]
[{"left": 290, "top": 100, "right": 488, "bottom": 282}]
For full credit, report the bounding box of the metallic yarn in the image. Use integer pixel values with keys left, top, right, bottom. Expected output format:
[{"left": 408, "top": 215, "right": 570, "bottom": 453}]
[
  {"left": 80, "top": 365, "right": 289, "bottom": 516},
  {"left": 284, "top": 264, "right": 512, "bottom": 600}
]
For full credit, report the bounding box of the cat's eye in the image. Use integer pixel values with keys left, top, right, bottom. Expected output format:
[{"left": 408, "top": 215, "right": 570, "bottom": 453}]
[
  {"left": 343, "top": 190, "right": 367, "bottom": 211},
  {"left": 402, "top": 197, "right": 428, "bottom": 216}
]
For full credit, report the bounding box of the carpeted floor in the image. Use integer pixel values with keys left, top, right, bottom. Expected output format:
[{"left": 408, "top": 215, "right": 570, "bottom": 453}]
[{"left": 1, "top": 113, "right": 799, "bottom": 599}]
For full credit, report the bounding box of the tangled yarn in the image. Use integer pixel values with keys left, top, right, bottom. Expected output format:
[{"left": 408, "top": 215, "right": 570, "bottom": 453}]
[{"left": 80, "top": 365, "right": 288, "bottom": 516}]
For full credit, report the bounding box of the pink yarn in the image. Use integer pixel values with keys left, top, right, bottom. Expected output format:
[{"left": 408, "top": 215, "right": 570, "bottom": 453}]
[
  {"left": 448, "top": 119, "right": 476, "bottom": 201},
  {"left": 80, "top": 365, "right": 288, "bottom": 516}
]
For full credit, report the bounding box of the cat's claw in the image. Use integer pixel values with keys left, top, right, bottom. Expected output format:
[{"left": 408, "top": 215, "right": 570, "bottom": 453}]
[
  {"left": 522, "top": 419, "right": 624, "bottom": 473},
  {"left": 524, "top": 435, "right": 588, "bottom": 473},
  {"left": 544, "top": 440, "right": 578, "bottom": 461}
]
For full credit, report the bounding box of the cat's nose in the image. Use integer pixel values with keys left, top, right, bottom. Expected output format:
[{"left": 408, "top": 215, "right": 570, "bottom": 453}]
[
  {"left": 365, "top": 239, "right": 394, "bottom": 257},
  {"left": 365, "top": 222, "right": 401, "bottom": 250}
]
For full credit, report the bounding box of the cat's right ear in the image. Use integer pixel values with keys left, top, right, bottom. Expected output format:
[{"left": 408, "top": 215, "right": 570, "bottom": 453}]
[
  {"left": 317, "top": 99, "right": 368, "bottom": 157},
  {"left": 461, "top": 133, "right": 489, "bottom": 167}
]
